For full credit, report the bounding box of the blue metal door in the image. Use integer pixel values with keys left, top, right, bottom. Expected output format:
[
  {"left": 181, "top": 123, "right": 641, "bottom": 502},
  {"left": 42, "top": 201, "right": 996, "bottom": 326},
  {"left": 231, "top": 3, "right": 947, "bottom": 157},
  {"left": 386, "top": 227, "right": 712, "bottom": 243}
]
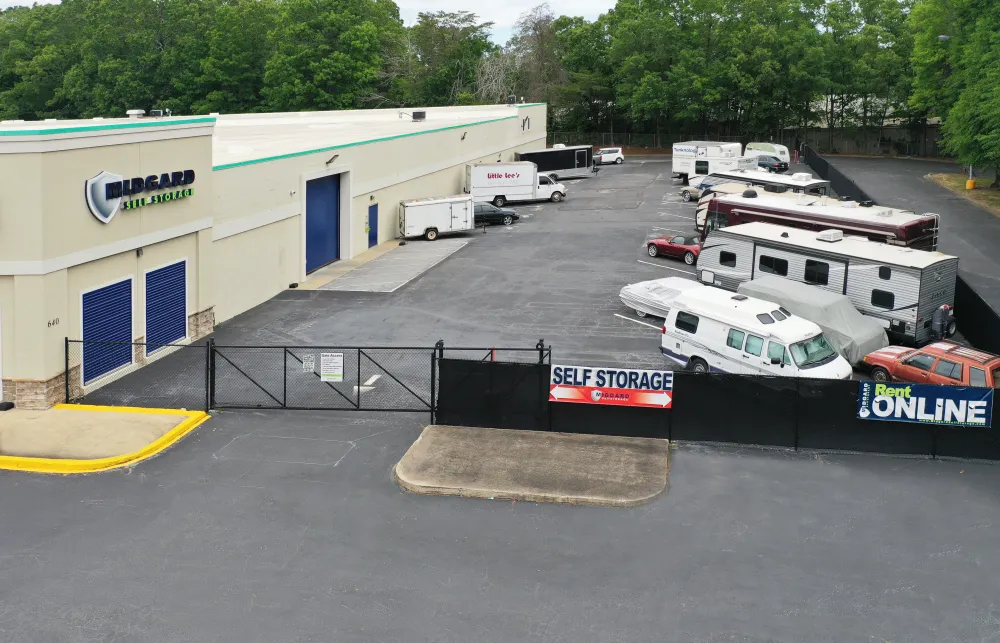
[
  {"left": 82, "top": 279, "right": 132, "bottom": 384},
  {"left": 146, "top": 261, "right": 186, "bottom": 353},
  {"left": 368, "top": 203, "right": 378, "bottom": 248},
  {"left": 305, "top": 174, "right": 341, "bottom": 273}
]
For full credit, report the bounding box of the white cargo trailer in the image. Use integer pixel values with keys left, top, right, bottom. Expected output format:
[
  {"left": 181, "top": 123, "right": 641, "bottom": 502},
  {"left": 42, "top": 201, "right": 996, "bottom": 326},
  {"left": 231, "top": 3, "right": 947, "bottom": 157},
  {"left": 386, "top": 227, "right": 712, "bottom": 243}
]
[
  {"left": 671, "top": 141, "right": 756, "bottom": 183},
  {"left": 465, "top": 162, "right": 566, "bottom": 207},
  {"left": 398, "top": 195, "right": 474, "bottom": 241}
]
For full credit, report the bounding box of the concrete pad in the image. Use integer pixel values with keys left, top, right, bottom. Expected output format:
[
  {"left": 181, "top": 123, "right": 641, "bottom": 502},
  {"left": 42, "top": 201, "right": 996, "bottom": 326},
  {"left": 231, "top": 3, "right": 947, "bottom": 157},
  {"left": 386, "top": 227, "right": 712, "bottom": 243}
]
[
  {"left": 295, "top": 240, "right": 400, "bottom": 290},
  {"left": 393, "top": 425, "right": 669, "bottom": 507},
  {"left": 322, "top": 238, "right": 468, "bottom": 292},
  {"left": 0, "top": 408, "right": 185, "bottom": 459}
]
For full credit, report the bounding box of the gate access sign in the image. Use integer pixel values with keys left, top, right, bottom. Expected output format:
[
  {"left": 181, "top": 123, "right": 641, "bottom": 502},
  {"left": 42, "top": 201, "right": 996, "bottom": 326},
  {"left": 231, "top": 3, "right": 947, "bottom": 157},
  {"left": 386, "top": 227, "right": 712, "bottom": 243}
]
[
  {"left": 550, "top": 364, "right": 673, "bottom": 408},
  {"left": 857, "top": 381, "right": 993, "bottom": 428}
]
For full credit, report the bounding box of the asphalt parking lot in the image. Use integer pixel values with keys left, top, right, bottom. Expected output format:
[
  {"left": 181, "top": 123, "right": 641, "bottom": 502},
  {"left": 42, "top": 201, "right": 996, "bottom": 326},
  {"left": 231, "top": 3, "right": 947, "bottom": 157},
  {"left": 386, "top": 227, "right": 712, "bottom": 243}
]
[{"left": 5, "top": 160, "right": 1000, "bottom": 642}]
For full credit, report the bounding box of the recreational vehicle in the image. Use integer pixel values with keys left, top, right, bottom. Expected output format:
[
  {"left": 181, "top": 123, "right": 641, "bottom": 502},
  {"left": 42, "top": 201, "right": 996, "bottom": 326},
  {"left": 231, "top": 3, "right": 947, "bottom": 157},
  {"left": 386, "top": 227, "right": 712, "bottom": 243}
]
[
  {"left": 745, "top": 142, "right": 791, "bottom": 163},
  {"left": 697, "top": 222, "right": 959, "bottom": 345},
  {"left": 660, "top": 286, "right": 853, "bottom": 379},
  {"left": 671, "top": 141, "right": 756, "bottom": 183},
  {"left": 701, "top": 191, "right": 940, "bottom": 249}
]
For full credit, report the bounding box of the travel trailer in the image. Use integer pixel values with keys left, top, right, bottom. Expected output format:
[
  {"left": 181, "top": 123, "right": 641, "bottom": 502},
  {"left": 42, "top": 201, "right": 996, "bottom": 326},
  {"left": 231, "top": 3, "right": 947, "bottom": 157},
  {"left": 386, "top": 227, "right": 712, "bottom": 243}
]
[{"left": 671, "top": 141, "right": 756, "bottom": 183}]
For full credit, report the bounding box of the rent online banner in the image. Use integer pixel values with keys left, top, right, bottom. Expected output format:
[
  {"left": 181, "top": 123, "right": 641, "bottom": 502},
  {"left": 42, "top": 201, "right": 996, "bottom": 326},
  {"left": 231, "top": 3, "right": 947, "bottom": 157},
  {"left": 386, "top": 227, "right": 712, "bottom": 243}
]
[
  {"left": 857, "top": 381, "right": 993, "bottom": 428},
  {"left": 549, "top": 364, "right": 673, "bottom": 408}
]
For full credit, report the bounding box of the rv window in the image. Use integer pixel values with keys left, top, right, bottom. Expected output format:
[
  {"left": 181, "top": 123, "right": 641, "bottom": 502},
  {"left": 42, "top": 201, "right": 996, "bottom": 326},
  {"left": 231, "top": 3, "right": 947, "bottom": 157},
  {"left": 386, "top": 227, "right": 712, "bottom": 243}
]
[
  {"left": 758, "top": 255, "right": 789, "bottom": 276},
  {"left": 779, "top": 307, "right": 791, "bottom": 316},
  {"left": 767, "top": 341, "right": 791, "bottom": 365},
  {"left": 720, "top": 251, "right": 736, "bottom": 267},
  {"left": 695, "top": 161, "right": 709, "bottom": 174},
  {"left": 675, "top": 312, "right": 700, "bottom": 333},
  {"left": 744, "top": 335, "right": 764, "bottom": 356},
  {"left": 879, "top": 266, "right": 891, "bottom": 280},
  {"left": 933, "top": 359, "right": 962, "bottom": 380},
  {"left": 804, "top": 259, "right": 830, "bottom": 285},
  {"left": 903, "top": 353, "right": 935, "bottom": 371},
  {"left": 726, "top": 329, "right": 745, "bottom": 350},
  {"left": 771, "top": 309, "right": 786, "bottom": 321},
  {"left": 970, "top": 367, "right": 987, "bottom": 388},
  {"left": 756, "top": 313, "right": 774, "bottom": 324},
  {"left": 871, "top": 289, "right": 895, "bottom": 310}
]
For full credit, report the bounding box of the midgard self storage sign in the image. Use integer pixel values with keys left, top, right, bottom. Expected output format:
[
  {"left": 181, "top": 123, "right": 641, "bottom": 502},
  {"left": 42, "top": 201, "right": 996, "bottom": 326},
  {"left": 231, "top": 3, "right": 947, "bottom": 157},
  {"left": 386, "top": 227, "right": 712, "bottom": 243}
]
[
  {"left": 857, "top": 382, "right": 993, "bottom": 427},
  {"left": 550, "top": 364, "right": 673, "bottom": 408}
]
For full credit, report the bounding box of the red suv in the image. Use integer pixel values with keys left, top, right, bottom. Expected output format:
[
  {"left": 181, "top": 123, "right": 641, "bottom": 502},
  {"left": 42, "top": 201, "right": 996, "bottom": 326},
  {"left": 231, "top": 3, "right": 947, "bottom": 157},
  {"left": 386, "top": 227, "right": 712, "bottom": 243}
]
[{"left": 862, "top": 342, "right": 1000, "bottom": 388}]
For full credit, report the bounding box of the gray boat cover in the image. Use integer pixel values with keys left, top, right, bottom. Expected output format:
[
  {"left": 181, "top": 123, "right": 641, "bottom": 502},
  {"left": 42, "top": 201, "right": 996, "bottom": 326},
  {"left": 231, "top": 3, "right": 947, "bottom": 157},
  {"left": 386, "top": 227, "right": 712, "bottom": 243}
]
[
  {"left": 737, "top": 275, "right": 888, "bottom": 365},
  {"left": 619, "top": 277, "right": 705, "bottom": 319}
]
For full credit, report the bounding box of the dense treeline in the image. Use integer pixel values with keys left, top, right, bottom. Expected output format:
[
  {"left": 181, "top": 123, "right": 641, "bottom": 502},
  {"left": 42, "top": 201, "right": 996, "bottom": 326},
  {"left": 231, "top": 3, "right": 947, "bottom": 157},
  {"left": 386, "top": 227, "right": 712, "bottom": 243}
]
[{"left": 0, "top": 0, "right": 996, "bottom": 173}]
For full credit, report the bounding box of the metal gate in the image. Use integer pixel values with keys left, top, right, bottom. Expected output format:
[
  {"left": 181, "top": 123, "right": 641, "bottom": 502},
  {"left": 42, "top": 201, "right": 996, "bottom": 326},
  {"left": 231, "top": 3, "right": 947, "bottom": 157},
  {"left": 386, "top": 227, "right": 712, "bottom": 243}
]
[{"left": 210, "top": 344, "right": 434, "bottom": 412}]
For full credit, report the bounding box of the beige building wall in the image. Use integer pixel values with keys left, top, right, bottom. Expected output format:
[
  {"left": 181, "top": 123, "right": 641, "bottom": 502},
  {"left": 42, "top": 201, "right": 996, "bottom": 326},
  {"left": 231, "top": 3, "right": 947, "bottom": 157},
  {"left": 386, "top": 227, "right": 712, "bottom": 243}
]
[{"left": 0, "top": 153, "right": 43, "bottom": 264}]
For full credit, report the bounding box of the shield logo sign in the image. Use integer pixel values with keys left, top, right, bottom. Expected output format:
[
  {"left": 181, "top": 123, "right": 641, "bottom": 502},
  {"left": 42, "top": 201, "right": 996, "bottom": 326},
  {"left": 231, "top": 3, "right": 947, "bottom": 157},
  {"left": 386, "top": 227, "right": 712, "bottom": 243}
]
[{"left": 85, "top": 170, "right": 123, "bottom": 224}]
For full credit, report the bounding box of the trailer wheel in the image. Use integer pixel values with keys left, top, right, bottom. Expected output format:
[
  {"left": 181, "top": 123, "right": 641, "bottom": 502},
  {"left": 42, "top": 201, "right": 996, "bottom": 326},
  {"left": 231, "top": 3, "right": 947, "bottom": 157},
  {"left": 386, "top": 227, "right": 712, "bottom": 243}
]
[
  {"left": 550, "top": 192, "right": 564, "bottom": 202},
  {"left": 425, "top": 228, "right": 438, "bottom": 241},
  {"left": 492, "top": 196, "right": 506, "bottom": 207},
  {"left": 688, "top": 357, "right": 708, "bottom": 373},
  {"left": 946, "top": 318, "right": 958, "bottom": 337}
]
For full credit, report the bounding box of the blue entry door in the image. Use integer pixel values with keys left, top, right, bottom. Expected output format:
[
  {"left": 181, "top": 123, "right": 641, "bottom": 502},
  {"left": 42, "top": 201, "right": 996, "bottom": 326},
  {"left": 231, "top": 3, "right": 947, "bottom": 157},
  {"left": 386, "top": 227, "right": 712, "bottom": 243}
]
[
  {"left": 305, "top": 174, "right": 341, "bottom": 273},
  {"left": 368, "top": 204, "right": 378, "bottom": 248}
]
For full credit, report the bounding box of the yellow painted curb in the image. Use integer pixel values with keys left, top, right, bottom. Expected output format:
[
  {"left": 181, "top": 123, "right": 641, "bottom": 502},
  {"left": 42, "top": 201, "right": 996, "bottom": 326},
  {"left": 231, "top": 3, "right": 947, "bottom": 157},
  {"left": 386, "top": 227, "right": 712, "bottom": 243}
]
[{"left": 0, "top": 406, "right": 210, "bottom": 475}]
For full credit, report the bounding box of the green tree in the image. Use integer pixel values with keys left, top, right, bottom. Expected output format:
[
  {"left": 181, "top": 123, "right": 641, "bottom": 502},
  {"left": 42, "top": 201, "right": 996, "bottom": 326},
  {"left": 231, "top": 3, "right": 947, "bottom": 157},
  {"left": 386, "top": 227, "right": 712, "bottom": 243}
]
[{"left": 409, "top": 11, "right": 494, "bottom": 105}]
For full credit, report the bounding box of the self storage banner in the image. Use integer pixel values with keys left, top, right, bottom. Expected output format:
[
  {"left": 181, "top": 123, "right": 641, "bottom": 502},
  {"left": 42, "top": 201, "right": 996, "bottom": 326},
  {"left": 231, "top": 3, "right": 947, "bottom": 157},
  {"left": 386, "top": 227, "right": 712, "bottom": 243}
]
[
  {"left": 549, "top": 364, "right": 673, "bottom": 408},
  {"left": 857, "top": 381, "right": 993, "bottom": 428}
]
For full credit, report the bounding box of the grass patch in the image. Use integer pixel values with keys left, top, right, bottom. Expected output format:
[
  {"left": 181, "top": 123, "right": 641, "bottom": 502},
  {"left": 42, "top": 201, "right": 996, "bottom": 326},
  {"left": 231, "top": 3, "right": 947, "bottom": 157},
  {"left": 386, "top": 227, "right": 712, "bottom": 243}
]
[{"left": 927, "top": 173, "right": 1000, "bottom": 218}]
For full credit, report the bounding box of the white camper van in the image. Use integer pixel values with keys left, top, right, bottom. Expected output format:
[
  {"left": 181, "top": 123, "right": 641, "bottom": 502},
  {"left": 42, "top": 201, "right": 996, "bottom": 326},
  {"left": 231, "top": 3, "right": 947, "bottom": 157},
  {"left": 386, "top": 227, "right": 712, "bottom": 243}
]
[
  {"left": 696, "top": 222, "right": 959, "bottom": 345},
  {"left": 745, "top": 142, "right": 791, "bottom": 163},
  {"left": 398, "top": 195, "right": 474, "bottom": 240},
  {"left": 671, "top": 141, "right": 756, "bottom": 183},
  {"left": 465, "top": 162, "right": 567, "bottom": 207},
  {"left": 661, "top": 286, "right": 853, "bottom": 379}
]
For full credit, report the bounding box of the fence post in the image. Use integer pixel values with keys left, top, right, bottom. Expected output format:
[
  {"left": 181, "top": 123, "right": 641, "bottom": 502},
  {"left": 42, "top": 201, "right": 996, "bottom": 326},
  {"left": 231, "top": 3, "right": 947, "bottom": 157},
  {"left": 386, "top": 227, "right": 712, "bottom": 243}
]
[
  {"left": 204, "top": 340, "right": 211, "bottom": 412},
  {"left": 432, "top": 340, "right": 444, "bottom": 425},
  {"left": 208, "top": 338, "right": 216, "bottom": 409},
  {"left": 536, "top": 338, "right": 545, "bottom": 364},
  {"left": 357, "top": 348, "right": 362, "bottom": 410},
  {"left": 64, "top": 337, "right": 70, "bottom": 403},
  {"left": 794, "top": 377, "right": 801, "bottom": 451},
  {"left": 283, "top": 348, "right": 288, "bottom": 409}
]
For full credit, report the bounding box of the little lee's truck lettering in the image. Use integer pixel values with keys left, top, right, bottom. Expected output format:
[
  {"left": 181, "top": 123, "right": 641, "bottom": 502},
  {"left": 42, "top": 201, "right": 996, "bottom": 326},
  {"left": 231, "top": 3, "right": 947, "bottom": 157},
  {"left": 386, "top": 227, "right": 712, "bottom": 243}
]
[{"left": 487, "top": 172, "right": 520, "bottom": 180}]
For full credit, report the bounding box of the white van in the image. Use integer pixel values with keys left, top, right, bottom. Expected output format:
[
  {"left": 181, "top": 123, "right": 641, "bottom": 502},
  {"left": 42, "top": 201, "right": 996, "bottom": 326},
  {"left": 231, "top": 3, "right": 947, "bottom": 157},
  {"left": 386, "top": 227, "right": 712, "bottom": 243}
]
[
  {"left": 661, "top": 286, "right": 853, "bottom": 379},
  {"left": 671, "top": 141, "right": 756, "bottom": 183},
  {"left": 465, "top": 162, "right": 567, "bottom": 207},
  {"left": 746, "top": 142, "right": 791, "bottom": 163}
]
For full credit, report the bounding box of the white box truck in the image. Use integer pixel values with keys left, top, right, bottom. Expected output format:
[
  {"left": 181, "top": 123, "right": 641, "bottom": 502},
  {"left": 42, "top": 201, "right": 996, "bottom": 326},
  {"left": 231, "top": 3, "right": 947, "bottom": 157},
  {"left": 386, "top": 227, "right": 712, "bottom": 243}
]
[
  {"left": 398, "top": 195, "right": 474, "bottom": 241},
  {"left": 671, "top": 141, "right": 756, "bottom": 184},
  {"left": 465, "top": 162, "right": 567, "bottom": 207}
]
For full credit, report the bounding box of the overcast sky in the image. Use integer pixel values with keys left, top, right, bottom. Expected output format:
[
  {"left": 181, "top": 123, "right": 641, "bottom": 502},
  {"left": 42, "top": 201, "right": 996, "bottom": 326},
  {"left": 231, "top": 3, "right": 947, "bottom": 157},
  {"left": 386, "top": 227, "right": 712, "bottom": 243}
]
[{"left": 0, "top": 0, "right": 614, "bottom": 44}]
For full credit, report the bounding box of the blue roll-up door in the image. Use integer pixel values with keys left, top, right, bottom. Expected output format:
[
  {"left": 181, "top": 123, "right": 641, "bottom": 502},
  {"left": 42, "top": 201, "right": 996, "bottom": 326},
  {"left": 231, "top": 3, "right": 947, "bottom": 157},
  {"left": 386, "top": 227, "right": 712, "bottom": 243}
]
[
  {"left": 82, "top": 279, "right": 132, "bottom": 384},
  {"left": 306, "top": 174, "right": 341, "bottom": 273},
  {"left": 146, "top": 261, "right": 187, "bottom": 353}
]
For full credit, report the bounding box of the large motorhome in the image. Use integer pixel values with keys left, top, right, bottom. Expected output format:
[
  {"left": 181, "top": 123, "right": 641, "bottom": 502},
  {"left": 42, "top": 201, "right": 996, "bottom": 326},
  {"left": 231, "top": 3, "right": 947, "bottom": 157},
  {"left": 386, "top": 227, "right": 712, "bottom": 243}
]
[
  {"left": 671, "top": 141, "right": 756, "bottom": 183},
  {"left": 515, "top": 145, "right": 593, "bottom": 180},
  {"left": 697, "top": 222, "right": 959, "bottom": 345},
  {"left": 701, "top": 191, "right": 941, "bottom": 249}
]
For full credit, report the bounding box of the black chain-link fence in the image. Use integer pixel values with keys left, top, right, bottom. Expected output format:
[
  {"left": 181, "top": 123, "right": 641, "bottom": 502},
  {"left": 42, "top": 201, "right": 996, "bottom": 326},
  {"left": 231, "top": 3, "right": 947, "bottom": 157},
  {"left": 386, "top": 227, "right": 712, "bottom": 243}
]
[{"left": 65, "top": 339, "right": 209, "bottom": 410}]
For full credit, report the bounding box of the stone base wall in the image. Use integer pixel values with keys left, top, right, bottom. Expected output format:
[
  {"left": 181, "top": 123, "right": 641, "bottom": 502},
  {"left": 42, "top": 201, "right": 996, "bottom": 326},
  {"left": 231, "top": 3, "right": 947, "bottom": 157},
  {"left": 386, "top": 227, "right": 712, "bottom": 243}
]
[
  {"left": 1, "top": 365, "right": 81, "bottom": 410},
  {"left": 189, "top": 307, "right": 215, "bottom": 341}
]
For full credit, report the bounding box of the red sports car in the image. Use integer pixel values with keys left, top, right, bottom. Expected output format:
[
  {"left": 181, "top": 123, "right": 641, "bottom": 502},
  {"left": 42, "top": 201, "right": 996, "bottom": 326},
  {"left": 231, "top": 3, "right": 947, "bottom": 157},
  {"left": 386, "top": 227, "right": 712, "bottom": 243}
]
[{"left": 646, "top": 235, "right": 701, "bottom": 265}]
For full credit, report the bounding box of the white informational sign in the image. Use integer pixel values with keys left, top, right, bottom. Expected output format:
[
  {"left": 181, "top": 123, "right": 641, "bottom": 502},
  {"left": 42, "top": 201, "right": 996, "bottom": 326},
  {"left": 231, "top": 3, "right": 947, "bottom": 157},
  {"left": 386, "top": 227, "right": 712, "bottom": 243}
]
[
  {"left": 302, "top": 354, "right": 315, "bottom": 373},
  {"left": 320, "top": 352, "right": 344, "bottom": 383}
]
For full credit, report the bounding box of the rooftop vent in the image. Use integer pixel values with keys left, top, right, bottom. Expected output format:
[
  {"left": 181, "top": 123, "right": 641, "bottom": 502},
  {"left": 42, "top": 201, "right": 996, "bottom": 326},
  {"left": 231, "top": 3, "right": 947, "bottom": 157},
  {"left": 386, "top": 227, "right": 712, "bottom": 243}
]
[
  {"left": 553, "top": 143, "right": 566, "bottom": 149},
  {"left": 732, "top": 294, "right": 749, "bottom": 301},
  {"left": 816, "top": 229, "right": 844, "bottom": 243},
  {"left": 742, "top": 189, "right": 758, "bottom": 198},
  {"left": 791, "top": 172, "right": 812, "bottom": 181},
  {"left": 126, "top": 109, "right": 145, "bottom": 120},
  {"left": 411, "top": 110, "right": 426, "bottom": 122},
  {"left": 781, "top": 231, "right": 789, "bottom": 238},
  {"left": 859, "top": 200, "right": 874, "bottom": 207}
]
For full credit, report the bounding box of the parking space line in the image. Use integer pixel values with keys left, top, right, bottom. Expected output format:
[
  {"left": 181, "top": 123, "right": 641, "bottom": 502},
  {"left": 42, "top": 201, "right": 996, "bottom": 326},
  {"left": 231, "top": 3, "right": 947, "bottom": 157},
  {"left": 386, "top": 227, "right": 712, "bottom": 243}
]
[
  {"left": 652, "top": 227, "right": 688, "bottom": 234},
  {"left": 636, "top": 260, "right": 696, "bottom": 275},
  {"left": 660, "top": 214, "right": 694, "bottom": 220},
  {"left": 614, "top": 313, "right": 661, "bottom": 330}
]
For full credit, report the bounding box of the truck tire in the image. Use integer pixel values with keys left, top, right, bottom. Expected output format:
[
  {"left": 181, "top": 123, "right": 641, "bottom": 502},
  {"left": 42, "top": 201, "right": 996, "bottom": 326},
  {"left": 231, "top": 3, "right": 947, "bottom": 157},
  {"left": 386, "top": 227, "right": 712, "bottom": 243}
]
[
  {"left": 550, "top": 192, "right": 564, "bottom": 202},
  {"left": 425, "top": 228, "right": 438, "bottom": 241},
  {"left": 493, "top": 196, "right": 506, "bottom": 207},
  {"left": 688, "top": 357, "right": 708, "bottom": 373}
]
